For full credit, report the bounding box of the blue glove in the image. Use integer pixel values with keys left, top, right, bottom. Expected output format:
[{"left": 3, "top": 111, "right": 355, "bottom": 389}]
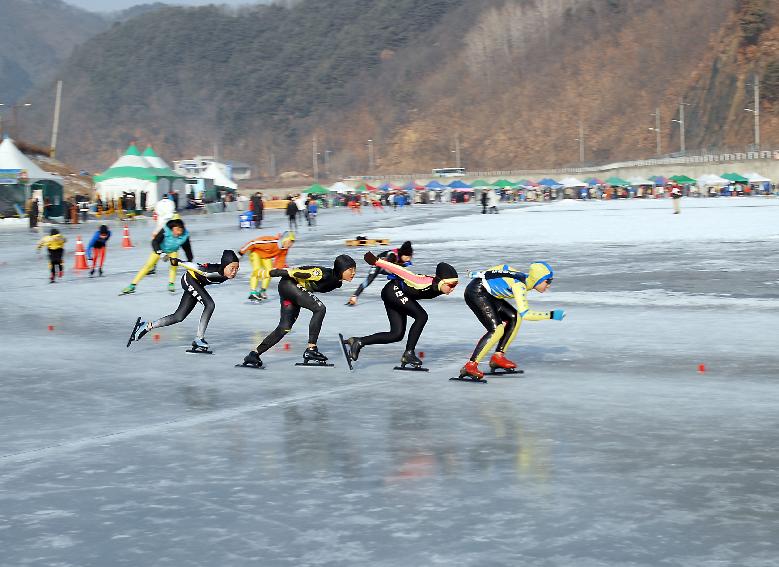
[{"left": 551, "top": 310, "right": 565, "bottom": 321}]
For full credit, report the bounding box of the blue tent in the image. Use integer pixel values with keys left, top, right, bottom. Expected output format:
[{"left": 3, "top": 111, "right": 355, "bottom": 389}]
[
  {"left": 447, "top": 180, "right": 472, "bottom": 189},
  {"left": 378, "top": 182, "right": 394, "bottom": 191},
  {"left": 537, "top": 178, "right": 561, "bottom": 187},
  {"left": 425, "top": 180, "right": 447, "bottom": 189},
  {"left": 401, "top": 181, "right": 418, "bottom": 191}
]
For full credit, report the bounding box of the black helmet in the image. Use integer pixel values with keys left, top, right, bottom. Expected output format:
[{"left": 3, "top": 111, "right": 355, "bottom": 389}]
[
  {"left": 50, "top": 228, "right": 60, "bottom": 236},
  {"left": 221, "top": 249, "right": 239, "bottom": 268},
  {"left": 334, "top": 254, "right": 356, "bottom": 277},
  {"left": 99, "top": 224, "right": 109, "bottom": 234},
  {"left": 434, "top": 262, "right": 458, "bottom": 291}
]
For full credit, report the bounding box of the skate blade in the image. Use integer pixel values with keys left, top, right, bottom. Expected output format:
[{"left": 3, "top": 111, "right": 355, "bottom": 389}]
[
  {"left": 295, "top": 361, "right": 335, "bottom": 367},
  {"left": 393, "top": 366, "right": 429, "bottom": 372},
  {"left": 485, "top": 368, "right": 524, "bottom": 376},
  {"left": 186, "top": 349, "right": 214, "bottom": 355},
  {"left": 126, "top": 317, "right": 141, "bottom": 348},
  {"left": 234, "top": 363, "right": 265, "bottom": 370},
  {"left": 338, "top": 333, "right": 354, "bottom": 371},
  {"left": 449, "top": 376, "right": 488, "bottom": 383}
]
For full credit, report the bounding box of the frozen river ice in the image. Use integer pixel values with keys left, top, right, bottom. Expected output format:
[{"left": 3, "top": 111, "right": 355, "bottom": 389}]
[{"left": 2, "top": 198, "right": 779, "bottom": 566}]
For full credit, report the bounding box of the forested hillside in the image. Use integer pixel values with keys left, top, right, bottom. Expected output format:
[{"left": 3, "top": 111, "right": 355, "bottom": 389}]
[
  {"left": 0, "top": 0, "right": 106, "bottom": 104},
  {"left": 19, "top": 0, "right": 779, "bottom": 174}
]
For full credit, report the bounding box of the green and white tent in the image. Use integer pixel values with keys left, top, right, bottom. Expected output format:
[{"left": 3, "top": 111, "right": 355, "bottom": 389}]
[
  {"left": 0, "top": 137, "right": 63, "bottom": 217},
  {"left": 94, "top": 144, "right": 185, "bottom": 209}
]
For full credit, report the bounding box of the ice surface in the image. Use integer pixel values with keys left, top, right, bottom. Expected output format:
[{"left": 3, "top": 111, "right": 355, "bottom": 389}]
[{"left": 2, "top": 199, "right": 779, "bottom": 566}]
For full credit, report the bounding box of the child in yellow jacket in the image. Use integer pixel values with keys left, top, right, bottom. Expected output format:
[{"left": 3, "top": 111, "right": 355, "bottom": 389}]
[{"left": 37, "top": 228, "right": 67, "bottom": 283}]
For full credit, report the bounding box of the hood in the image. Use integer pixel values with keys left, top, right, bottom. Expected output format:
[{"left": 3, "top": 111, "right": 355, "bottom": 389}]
[
  {"left": 526, "top": 262, "right": 553, "bottom": 289},
  {"left": 398, "top": 241, "right": 413, "bottom": 258},
  {"left": 279, "top": 231, "right": 295, "bottom": 250},
  {"left": 334, "top": 254, "right": 356, "bottom": 277},
  {"left": 434, "top": 262, "right": 458, "bottom": 291},
  {"left": 220, "top": 249, "right": 240, "bottom": 274}
]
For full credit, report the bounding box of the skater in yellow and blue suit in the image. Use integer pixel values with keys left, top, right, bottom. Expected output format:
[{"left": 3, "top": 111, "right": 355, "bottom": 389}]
[{"left": 460, "top": 262, "right": 564, "bottom": 380}]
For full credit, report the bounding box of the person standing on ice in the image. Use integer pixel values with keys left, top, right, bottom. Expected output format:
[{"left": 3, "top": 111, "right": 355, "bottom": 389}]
[
  {"left": 238, "top": 254, "right": 357, "bottom": 369},
  {"left": 36, "top": 228, "right": 66, "bottom": 283},
  {"left": 347, "top": 241, "right": 414, "bottom": 306},
  {"left": 238, "top": 231, "right": 295, "bottom": 302},
  {"left": 127, "top": 250, "right": 240, "bottom": 353},
  {"left": 460, "top": 262, "right": 565, "bottom": 380},
  {"left": 120, "top": 218, "right": 193, "bottom": 294},
  {"left": 343, "top": 252, "right": 458, "bottom": 370},
  {"left": 86, "top": 224, "right": 111, "bottom": 277},
  {"left": 671, "top": 184, "right": 682, "bottom": 214}
]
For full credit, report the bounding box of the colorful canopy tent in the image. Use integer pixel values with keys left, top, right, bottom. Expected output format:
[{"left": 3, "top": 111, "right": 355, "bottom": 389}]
[
  {"left": 470, "top": 179, "right": 491, "bottom": 187},
  {"left": 744, "top": 172, "right": 771, "bottom": 183},
  {"left": 492, "top": 179, "right": 516, "bottom": 188},
  {"left": 447, "top": 180, "right": 472, "bottom": 189},
  {"left": 697, "top": 174, "right": 729, "bottom": 186},
  {"left": 649, "top": 176, "right": 669, "bottom": 185},
  {"left": 329, "top": 181, "right": 352, "bottom": 193},
  {"left": 537, "top": 178, "right": 562, "bottom": 188},
  {"left": 670, "top": 174, "right": 696, "bottom": 184},
  {"left": 94, "top": 144, "right": 185, "bottom": 208},
  {"left": 559, "top": 176, "right": 588, "bottom": 188},
  {"left": 378, "top": 182, "right": 400, "bottom": 191},
  {"left": 142, "top": 146, "right": 179, "bottom": 177},
  {"left": 604, "top": 176, "right": 630, "bottom": 187},
  {"left": 355, "top": 183, "right": 378, "bottom": 192},
  {"left": 425, "top": 180, "right": 447, "bottom": 189},
  {"left": 516, "top": 179, "right": 538, "bottom": 187},
  {"left": 721, "top": 173, "right": 749, "bottom": 183},
  {"left": 401, "top": 181, "right": 425, "bottom": 191},
  {"left": 0, "top": 137, "right": 64, "bottom": 216},
  {"left": 304, "top": 184, "right": 329, "bottom": 195},
  {"left": 584, "top": 177, "right": 604, "bottom": 186}
]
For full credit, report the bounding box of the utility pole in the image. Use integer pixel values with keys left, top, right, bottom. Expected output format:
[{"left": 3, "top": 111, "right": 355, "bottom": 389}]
[
  {"left": 324, "top": 149, "right": 332, "bottom": 177},
  {"left": 671, "top": 100, "right": 689, "bottom": 154},
  {"left": 367, "top": 139, "right": 374, "bottom": 173},
  {"left": 312, "top": 135, "right": 318, "bottom": 180},
  {"left": 744, "top": 74, "right": 761, "bottom": 150},
  {"left": 50, "top": 80, "right": 63, "bottom": 158},
  {"left": 577, "top": 120, "right": 585, "bottom": 164},
  {"left": 454, "top": 132, "right": 461, "bottom": 168},
  {"left": 649, "top": 108, "right": 661, "bottom": 156}
]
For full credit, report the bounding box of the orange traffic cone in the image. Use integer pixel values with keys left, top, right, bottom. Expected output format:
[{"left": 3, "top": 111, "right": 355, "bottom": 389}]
[
  {"left": 73, "top": 235, "right": 88, "bottom": 270},
  {"left": 122, "top": 224, "right": 134, "bottom": 248}
]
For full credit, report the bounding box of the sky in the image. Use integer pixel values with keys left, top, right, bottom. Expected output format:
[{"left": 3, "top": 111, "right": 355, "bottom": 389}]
[{"left": 68, "top": 0, "right": 268, "bottom": 13}]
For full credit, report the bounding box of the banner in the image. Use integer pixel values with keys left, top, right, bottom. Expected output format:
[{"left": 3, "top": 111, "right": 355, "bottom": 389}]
[{"left": 0, "top": 169, "right": 21, "bottom": 185}]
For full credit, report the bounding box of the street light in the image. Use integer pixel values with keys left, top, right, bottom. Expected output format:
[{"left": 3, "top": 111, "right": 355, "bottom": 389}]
[{"left": 649, "top": 108, "right": 661, "bottom": 155}]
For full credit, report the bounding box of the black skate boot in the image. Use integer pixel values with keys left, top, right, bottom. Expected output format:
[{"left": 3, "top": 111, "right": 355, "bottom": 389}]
[
  {"left": 89, "top": 268, "right": 95, "bottom": 277},
  {"left": 236, "top": 350, "right": 264, "bottom": 369},
  {"left": 126, "top": 318, "right": 148, "bottom": 347},
  {"left": 395, "top": 350, "right": 429, "bottom": 372},
  {"left": 98, "top": 268, "right": 103, "bottom": 277},
  {"left": 347, "top": 337, "right": 363, "bottom": 361},
  {"left": 297, "top": 346, "right": 334, "bottom": 367},
  {"left": 187, "top": 338, "right": 213, "bottom": 355}
]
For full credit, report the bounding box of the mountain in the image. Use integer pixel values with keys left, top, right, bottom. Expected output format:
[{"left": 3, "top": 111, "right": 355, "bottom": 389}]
[
  {"left": 18, "top": 0, "right": 779, "bottom": 174},
  {"left": 0, "top": 0, "right": 107, "bottom": 104}
]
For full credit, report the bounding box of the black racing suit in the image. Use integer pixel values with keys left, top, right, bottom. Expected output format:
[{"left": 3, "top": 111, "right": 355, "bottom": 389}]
[
  {"left": 359, "top": 277, "right": 443, "bottom": 353},
  {"left": 256, "top": 266, "right": 342, "bottom": 354},
  {"left": 149, "top": 263, "right": 228, "bottom": 339}
]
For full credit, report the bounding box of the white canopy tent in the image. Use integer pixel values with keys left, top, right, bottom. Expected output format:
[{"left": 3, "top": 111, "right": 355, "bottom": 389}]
[
  {"left": 94, "top": 145, "right": 185, "bottom": 209},
  {"left": 744, "top": 172, "right": 771, "bottom": 183},
  {"left": 627, "top": 176, "right": 656, "bottom": 186},
  {"left": 559, "top": 176, "right": 588, "bottom": 188},
  {"left": 200, "top": 162, "right": 237, "bottom": 190},
  {"left": 697, "top": 174, "right": 730, "bottom": 186},
  {"left": 328, "top": 181, "right": 352, "bottom": 193},
  {"left": 0, "top": 137, "right": 62, "bottom": 184}
]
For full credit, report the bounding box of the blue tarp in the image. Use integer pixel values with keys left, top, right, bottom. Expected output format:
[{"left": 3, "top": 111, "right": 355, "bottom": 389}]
[
  {"left": 378, "top": 182, "right": 394, "bottom": 191},
  {"left": 447, "top": 180, "right": 472, "bottom": 189},
  {"left": 401, "top": 182, "right": 417, "bottom": 191},
  {"left": 425, "top": 180, "right": 447, "bottom": 189},
  {"left": 537, "top": 178, "right": 561, "bottom": 187}
]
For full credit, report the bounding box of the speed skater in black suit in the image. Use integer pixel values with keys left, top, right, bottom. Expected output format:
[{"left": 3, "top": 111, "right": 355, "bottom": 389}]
[
  {"left": 127, "top": 250, "right": 240, "bottom": 353},
  {"left": 347, "top": 240, "right": 413, "bottom": 306},
  {"left": 239, "top": 254, "right": 357, "bottom": 368},
  {"left": 343, "top": 251, "right": 458, "bottom": 369}
]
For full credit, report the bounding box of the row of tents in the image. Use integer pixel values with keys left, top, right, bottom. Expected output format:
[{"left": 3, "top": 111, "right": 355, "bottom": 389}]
[{"left": 302, "top": 172, "right": 773, "bottom": 195}]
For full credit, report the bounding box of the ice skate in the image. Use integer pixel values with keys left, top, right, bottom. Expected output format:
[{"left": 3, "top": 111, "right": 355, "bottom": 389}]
[
  {"left": 258, "top": 289, "right": 268, "bottom": 300},
  {"left": 248, "top": 291, "right": 262, "bottom": 303},
  {"left": 347, "top": 337, "right": 363, "bottom": 361},
  {"left": 487, "top": 352, "right": 524, "bottom": 375},
  {"left": 296, "top": 346, "right": 334, "bottom": 367},
  {"left": 119, "top": 283, "right": 136, "bottom": 296},
  {"left": 186, "top": 338, "right": 213, "bottom": 354},
  {"left": 98, "top": 268, "right": 103, "bottom": 277},
  {"left": 338, "top": 333, "right": 355, "bottom": 371},
  {"left": 450, "top": 360, "right": 487, "bottom": 383},
  {"left": 236, "top": 350, "right": 264, "bottom": 370},
  {"left": 89, "top": 269, "right": 95, "bottom": 277},
  {"left": 126, "top": 317, "right": 146, "bottom": 347},
  {"left": 394, "top": 350, "right": 429, "bottom": 372}
]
